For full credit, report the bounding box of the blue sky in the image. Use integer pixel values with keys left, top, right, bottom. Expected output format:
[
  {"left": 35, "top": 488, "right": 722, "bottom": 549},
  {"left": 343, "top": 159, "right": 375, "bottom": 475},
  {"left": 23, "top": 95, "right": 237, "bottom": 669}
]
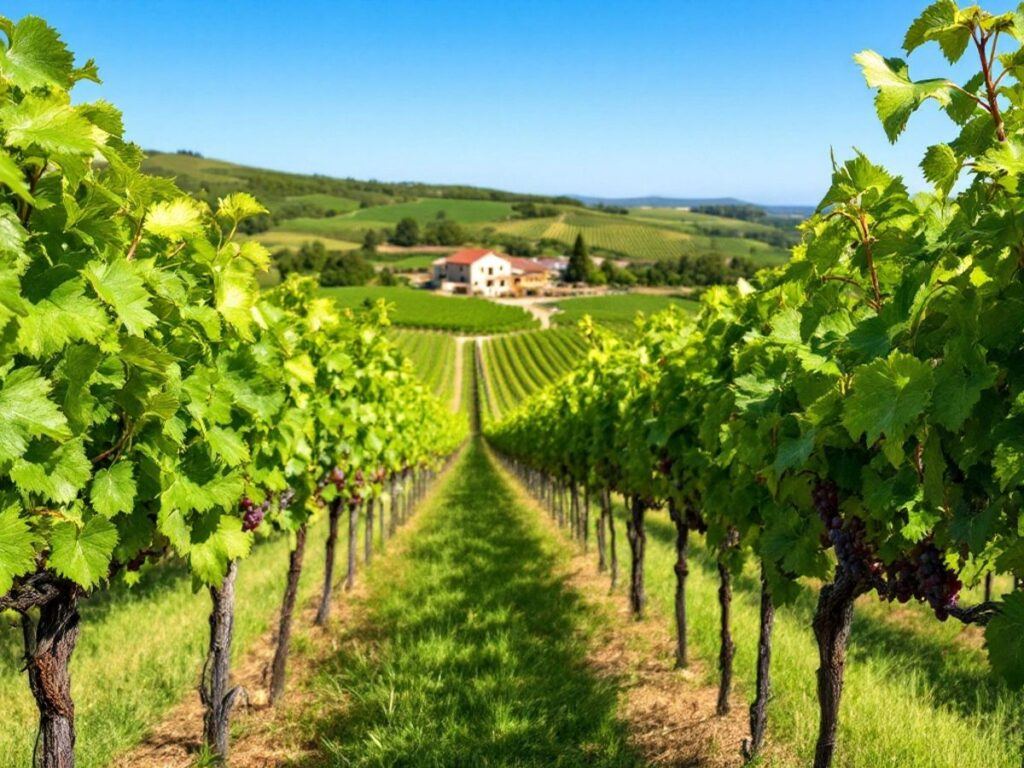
[{"left": 30, "top": 1, "right": 986, "bottom": 204}]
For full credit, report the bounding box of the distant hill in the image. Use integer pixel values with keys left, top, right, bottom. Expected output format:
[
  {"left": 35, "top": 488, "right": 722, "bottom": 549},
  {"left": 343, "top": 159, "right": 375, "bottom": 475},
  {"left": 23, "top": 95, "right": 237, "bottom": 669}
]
[
  {"left": 141, "top": 150, "right": 799, "bottom": 267},
  {"left": 575, "top": 195, "right": 814, "bottom": 218}
]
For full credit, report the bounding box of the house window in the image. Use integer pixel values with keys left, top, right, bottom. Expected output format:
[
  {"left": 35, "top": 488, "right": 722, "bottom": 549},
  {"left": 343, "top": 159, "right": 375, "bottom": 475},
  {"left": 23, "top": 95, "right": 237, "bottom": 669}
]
[
  {"left": 500, "top": 280, "right": 505, "bottom": 287},
  {"left": 488, "top": 267, "right": 494, "bottom": 275}
]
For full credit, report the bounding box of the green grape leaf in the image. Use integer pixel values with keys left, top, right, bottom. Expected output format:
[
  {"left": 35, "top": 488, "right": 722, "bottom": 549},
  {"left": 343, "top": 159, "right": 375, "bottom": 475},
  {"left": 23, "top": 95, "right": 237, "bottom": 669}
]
[
  {"left": 143, "top": 198, "right": 205, "bottom": 241},
  {"left": 974, "top": 138, "right": 1024, "bottom": 190},
  {"left": 216, "top": 193, "right": 266, "bottom": 224},
  {"left": 10, "top": 438, "right": 90, "bottom": 504},
  {"left": 842, "top": 352, "right": 933, "bottom": 448},
  {"left": 83, "top": 259, "right": 157, "bottom": 336},
  {"left": 214, "top": 259, "right": 257, "bottom": 340},
  {"left": 16, "top": 277, "right": 110, "bottom": 358},
  {"left": 188, "top": 515, "right": 251, "bottom": 586},
  {"left": 157, "top": 504, "right": 190, "bottom": 553},
  {"left": 48, "top": 515, "right": 118, "bottom": 589},
  {"left": 946, "top": 73, "right": 985, "bottom": 124},
  {"left": 0, "top": 366, "right": 69, "bottom": 463},
  {"left": 985, "top": 591, "right": 1024, "bottom": 687},
  {"left": 90, "top": 461, "right": 136, "bottom": 518},
  {"left": 0, "top": 503, "right": 36, "bottom": 595},
  {"left": 773, "top": 429, "right": 816, "bottom": 477},
  {"left": 0, "top": 15, "right": 74, "bottom": 90},
  {"left": 931, "top": 344, "right": 996, "bottom": 431},
  {"left": 761, "top": 516, "right": 828, "bottom": 579},
  {"left": 0, "top": 149, "right": 34, "bottom": 203},
  {"left": 920, "top": 143, "right": 961, "bottom": 196},
  {"left": 284, "top": 354, "right": 317, "bottom": 386},
  {"left": 0, "top": 94, "right": 97, "bottom": 156},
  {"left": 207, "top": 426, "right": 249, "bottom": 467},
  {"left": 854, "top": 50, "right": 952, "bottom": 142},
  {"left": 993, "top": 434, "right": 1024, "bottom": 492},
  {"left": 903, "top": 0, "right": 971, "bottom": 62}
]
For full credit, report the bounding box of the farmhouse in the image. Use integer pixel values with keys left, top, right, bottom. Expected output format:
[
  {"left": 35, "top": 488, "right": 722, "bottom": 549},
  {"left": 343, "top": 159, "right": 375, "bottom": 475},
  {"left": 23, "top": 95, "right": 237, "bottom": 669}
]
[{"left": 432, "top": 249, "right": 554, "bottom": 297}]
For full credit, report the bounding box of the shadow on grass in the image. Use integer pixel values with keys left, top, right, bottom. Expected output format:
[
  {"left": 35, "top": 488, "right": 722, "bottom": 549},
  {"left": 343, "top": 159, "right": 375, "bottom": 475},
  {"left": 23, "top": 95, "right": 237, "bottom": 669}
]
[{"left": 293, "top": 441, "right": 643, "bottom": 767}]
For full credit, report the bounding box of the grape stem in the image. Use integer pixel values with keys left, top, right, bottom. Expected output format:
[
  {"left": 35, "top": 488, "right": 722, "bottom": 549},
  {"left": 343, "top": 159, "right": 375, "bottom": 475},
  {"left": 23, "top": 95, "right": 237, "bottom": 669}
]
[{"left": 947, "top": 601, "right": 1000, "bottom": 626}]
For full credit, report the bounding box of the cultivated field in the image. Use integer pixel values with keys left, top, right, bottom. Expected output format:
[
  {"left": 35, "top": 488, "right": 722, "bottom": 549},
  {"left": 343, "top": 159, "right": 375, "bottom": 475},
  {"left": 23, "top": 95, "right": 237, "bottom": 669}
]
[
  {"left": 391, "top": 329, "right": 459, "bottom": 406},
  {"left": 548, "top": 293, "right": 697, "bottom": 334},
  {"left": 479, "top": 329, "right": 588, "bottom": 421},
  {"left": 323, "top": 286, "right": 538, "bottom": 333}
]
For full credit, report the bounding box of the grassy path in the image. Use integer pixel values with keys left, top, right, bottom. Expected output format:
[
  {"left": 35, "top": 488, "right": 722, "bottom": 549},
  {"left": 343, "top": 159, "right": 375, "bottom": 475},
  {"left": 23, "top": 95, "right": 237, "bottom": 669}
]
[{"left": 290, "top": 440, "right": 642, "bottom": 767}]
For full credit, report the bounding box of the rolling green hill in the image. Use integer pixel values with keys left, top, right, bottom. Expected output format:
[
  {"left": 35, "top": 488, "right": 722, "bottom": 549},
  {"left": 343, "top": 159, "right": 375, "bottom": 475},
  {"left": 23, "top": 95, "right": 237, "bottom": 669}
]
[{"left": 141, "top": 151, "right": 796, "bottom": 267}]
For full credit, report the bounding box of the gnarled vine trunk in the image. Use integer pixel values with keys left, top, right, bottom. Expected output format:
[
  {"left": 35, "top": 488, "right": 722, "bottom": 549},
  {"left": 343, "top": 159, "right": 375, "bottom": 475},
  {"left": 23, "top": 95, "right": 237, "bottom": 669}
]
[
  {"left": 668, "top": 498, "right": 689, "bottom": 669},
  {"left": 201, "top": 560, "right": 242, "bottom": 761},
  {"left": 389, "top": 476, "right": 399, "bottom": 536},
  {"left": 315, "top": 497, "right": 343, "bottom": 626},
  {"left": 570, "top": 483, "right": 580, "bottom": 541},
  {"left": 716, "top": 560, "right": 734, "bottom": 715},
  {"left": 625, "top": 496, "right": 646, "bottom": 618},
  {"left": 23, "top": 580, "right": 79, "bottom": 768},
  {"left": 596, "top": 488, "right": 608, "bottom": 572},
  {"left": 365, "top": 498, "right": 374, "bottom": 566},
  {"left": 812, "top": 570, "right": 866, "bottom": 768},
  {"left": 345, "top": 499, "right": 359, "bottom": 591},
  {"left": 605, "top": 488, "right": 618, "bottom": 589},
  {"left": 378, "top": 496, "right": 385, "bottom": 546},
  {"left": 270, "top": 524, "right": 307, "bottom": 705},
  {"left": 744, "top": 563, "right": 775, "bottom": 759},
  {"left": 581, "top": 484, "right": 590, "bottom": 552}
]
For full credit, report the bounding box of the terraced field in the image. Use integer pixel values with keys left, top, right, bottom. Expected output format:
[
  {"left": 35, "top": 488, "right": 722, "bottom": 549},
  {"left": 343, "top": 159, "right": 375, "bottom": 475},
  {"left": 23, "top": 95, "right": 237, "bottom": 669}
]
[
  {"left": 479, "top": 328, "right": 588, "bottom": 422},
  {"left": 391, "top": 330, "right": 458, "bottom": 407}
]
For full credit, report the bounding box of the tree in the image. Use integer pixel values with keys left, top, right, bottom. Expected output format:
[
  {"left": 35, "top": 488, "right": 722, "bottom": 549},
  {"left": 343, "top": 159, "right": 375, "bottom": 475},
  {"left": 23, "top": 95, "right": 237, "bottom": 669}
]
[
  {"left": 391, "top": 217, "right": 420, "bottom": 247},
  {"left": 565, "top": 234, "right": 594, "bottom": 283},
  {"left": 424, "top": 218, "right": 465, "bottom": 246},
  {"left": 362, "top": 229, "right": 379, "bottom": 254}
]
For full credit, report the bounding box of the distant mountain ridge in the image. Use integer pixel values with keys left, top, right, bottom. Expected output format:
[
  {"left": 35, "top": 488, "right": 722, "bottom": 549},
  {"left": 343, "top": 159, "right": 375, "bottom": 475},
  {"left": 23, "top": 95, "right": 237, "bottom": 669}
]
[{"left": 574, "top": 194, "right": 814, "bottom": 217}]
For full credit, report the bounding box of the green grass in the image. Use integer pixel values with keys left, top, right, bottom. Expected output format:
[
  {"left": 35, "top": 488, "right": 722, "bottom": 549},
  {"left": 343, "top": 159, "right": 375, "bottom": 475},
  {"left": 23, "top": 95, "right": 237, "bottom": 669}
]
[
  {"left": 548, "top": 293, "right": 697, "bottom": 334},
  {"left": 391, "top": 329, "right": 458, "bottom": 406},
  {"left": 280, "top": 193, "right": 361, "bottom": 213},
  {"left": 343, "top": 198, "right": 514, "bottom": 225},
  {"left": 322, "top": 286, "right": 537, "bottom": 333},
  {"left": 289, "top": 440, "right": 641, "bottom": 767},
  {"left": 373, "top": 254, "right": 436, "bottom": 271},
  {"left": 0, "top": 518, "right": 332, "bottom": 768},
  {"left": 597, "top": 498, "right": 1022, "bottom": 768},
  {"left": 246, "top": 230, "right": 361, "bottom": 252}
]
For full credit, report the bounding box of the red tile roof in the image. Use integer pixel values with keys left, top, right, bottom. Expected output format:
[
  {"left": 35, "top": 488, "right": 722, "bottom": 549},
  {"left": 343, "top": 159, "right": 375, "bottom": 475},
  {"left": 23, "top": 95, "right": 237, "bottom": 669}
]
[
  {"left": 445, "top": 248, "right": 494, "bottom": 265},
  {"left": 507, "top": 257, "right": 548, "bottom": 274}
]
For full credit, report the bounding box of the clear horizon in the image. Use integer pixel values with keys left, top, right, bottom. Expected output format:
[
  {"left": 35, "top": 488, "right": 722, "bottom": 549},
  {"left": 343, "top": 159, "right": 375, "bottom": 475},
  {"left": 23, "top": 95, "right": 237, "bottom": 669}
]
[{"left": 32, "top": 1, "right": 984, "bottom": 205}]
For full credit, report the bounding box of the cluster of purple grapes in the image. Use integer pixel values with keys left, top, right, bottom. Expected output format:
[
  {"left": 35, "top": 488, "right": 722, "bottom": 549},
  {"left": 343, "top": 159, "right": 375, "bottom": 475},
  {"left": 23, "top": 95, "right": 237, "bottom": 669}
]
[
  {"left": 241, "top": 496, "right": 271, "bottom": 532},
  {"left": 880, "top": 540, "right": 962, "bottom": 620},
  {"left": 815, "top": 479, "right": 883, "bottom": 581},
  {"left": 813, "top": 479, "right": 961, "bottom": 620}
]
